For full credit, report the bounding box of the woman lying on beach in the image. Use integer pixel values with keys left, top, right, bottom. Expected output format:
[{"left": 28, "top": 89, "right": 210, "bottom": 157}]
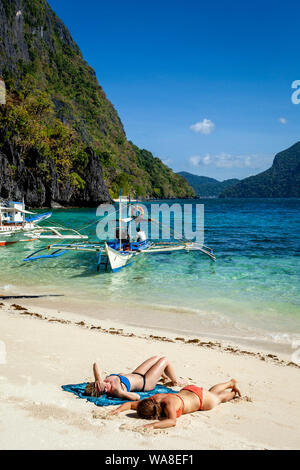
[
  {"left": 84, "top": 356, "right": 184, "bottom": 401},
  {"left": 110, "top": 378, "right": 241, "bottom": 429}
]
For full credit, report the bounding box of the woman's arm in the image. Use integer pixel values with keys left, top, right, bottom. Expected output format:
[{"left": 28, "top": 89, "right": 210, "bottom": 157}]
[
  {"left": 144, "top": 401, "right": 177, "bottom": 430},
  {"left": 110, "top": 386, "right": 140, "bottom": 401},
  {"left": 119, "top": 391, "right": 140, "bottom": 401},
  {"left": 109, "top": 401, "right": 139, "bottom": 416},
  {"left": 93, "top": 363, "right": 106, "bottom": 394},
  {"left": 93, "top": 363, "right": 102, "bottom": 382},
  {"left": 144, "top": 418, "right": 177, "bottom": 430}
]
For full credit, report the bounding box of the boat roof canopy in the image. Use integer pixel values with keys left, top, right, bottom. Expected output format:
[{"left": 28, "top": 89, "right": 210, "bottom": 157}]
[{"left": 0, "top": 206, "right": 35, "bottom": 214}]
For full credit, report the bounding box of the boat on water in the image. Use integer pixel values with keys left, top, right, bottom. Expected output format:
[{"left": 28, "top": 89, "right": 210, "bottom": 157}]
[
  {"left": 24, "top": 193, "right": 216, "bottom": 273},
  {"left": 0, "top": 201, "right": 52, "bottom": 246},
  {"left": 25, "top": 239, "right": 215, "bottom": 273},
  {"left": 0, "top": 201, "right": 89, "bottom": 246}
]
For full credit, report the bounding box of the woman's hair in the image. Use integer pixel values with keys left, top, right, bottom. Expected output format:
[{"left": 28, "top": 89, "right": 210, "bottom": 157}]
[
  {"left": 84, "top": 382, "right": 102, "bottom": 397},
  {"left": 137, "top": 398, "right": 164, "bottom": 420}
]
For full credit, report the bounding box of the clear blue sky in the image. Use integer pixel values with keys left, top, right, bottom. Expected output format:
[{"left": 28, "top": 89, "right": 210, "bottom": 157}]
[{"left": 48, "top": 0, "right": 300, "bottom": 180}]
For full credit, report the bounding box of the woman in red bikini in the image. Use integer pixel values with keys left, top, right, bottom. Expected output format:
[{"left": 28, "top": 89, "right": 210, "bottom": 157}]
[{"left": 110, "top": 378, "right": 241, "bottom": 429}]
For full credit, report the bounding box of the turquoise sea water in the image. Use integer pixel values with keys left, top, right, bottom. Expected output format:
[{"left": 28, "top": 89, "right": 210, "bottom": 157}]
[{"left": 1, "top": 199, "right": 299, "bottom": 347}]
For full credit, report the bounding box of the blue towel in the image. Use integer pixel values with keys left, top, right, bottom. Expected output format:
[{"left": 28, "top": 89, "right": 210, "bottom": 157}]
[{"left": 62, "top": 383, "right": 177, "bottom": 407}]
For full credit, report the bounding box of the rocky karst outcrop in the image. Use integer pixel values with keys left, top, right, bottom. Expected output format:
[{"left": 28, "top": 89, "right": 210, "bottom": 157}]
[
  {"left": 0, "top": 144, "right": 111, "bottom": 207},
  {"left": 0, "top": 0, "right": 194, "bottom": 206}
]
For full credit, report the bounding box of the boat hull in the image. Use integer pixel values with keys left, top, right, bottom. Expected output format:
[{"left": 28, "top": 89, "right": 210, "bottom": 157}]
[{"left": 105, "top": 243, "right": 137, "bottom": 272}]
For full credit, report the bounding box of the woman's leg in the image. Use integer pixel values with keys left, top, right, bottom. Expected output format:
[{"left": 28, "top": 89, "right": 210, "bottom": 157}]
[
  {"left": 142, "top": 357, "right": 182, "bottom": 391},
  {"left": 132, "top": 356, "right": 160, "bottom": 375},
  {"left": 209, "top": 378, "right": 241, "bottom": 397},
  {"left": 209, "top": 379, "right": 235, "bottom": 394},
  {"left": 202, "top": 378, "right": 241, "bottom": 411}
]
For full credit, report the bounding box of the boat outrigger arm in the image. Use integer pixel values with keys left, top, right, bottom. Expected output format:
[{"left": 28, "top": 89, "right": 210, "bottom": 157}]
[
  {"left": 24, "top": 226, "right": 89, "bottom": 240},
  {"left": 24, "top": 239, "right": 216, "bottom": 273}
]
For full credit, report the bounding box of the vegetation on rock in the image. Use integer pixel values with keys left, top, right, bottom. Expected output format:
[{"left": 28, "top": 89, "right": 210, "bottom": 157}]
[
  {"left": 0, "top": 0, "right": 194, "bottom": 206},
  {"left": 178, "top": 172, "right": 239, "bottom": 197}
]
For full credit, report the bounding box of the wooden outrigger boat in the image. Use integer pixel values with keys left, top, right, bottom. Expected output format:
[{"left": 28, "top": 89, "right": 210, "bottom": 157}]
[
  {"left": 24, "top": 239, "right": 215, "bottom": 273},
  {"left": 0, "top": 201, "right": 52, "bottom": 246},
  {"left": 0, "top": 201, "right": 88, "bottom": 246},
  {"left": 24, "top": 192, "right": 216, "bottom": 273}
]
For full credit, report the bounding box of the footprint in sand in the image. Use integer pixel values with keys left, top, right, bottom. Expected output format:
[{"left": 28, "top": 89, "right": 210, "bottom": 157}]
[
  {"left": 92, "top": 409, "right": 116, "bottom": 420},
  {"left": 17, "top": 401, "right": 105, "bottom": 432},
  {"left": 179, "top": 415, "right": 192, "bottom": 429},
  {"left": 119, "top": 423, "right": 168, "bottom": 435},
  {"left": 233, "top": 396, "right": 253, "bottom": 404}
]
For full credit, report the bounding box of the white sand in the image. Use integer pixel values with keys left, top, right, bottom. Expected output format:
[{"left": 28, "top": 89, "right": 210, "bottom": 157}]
[{"left": 0, "top": 302, "right": 299, "bottom": 450}]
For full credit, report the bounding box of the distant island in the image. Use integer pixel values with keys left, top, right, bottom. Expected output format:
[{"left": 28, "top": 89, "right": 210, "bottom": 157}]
[
  {"left": 179, "top": 142, "right": 300, "bottom": 199},
  {"left": 219, "top": 142, "right": 300, "bottom": 198},
  {"left": 178, "top": 172, "right": 239, "bottom": 198},
  {"left": 0, "top": 0, "right": 194, "bottom": 207}
]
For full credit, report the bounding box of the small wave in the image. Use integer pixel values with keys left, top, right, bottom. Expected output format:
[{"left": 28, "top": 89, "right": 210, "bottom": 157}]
[
  {"left": 135, "top": 300, "right": 300, "bottom": 349},
  {"left": 267, "top": 332, "right": 300, "bottom": 346},
  {"left": 1, "top": 284, "right": 13, "bottom": 291}
]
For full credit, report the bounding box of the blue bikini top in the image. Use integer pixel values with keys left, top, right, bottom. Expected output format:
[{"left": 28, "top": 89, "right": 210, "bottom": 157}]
[{"left": 109, "top": 374, "right": 131, "bottom": 392}]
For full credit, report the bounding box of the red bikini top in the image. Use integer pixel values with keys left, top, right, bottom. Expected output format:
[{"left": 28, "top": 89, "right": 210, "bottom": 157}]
[
  {"left": 172, "top": 394, "right": 185, "bottom": 418},
  {"left": 153, "top": 394, "right": 185, "bottom": 418}
]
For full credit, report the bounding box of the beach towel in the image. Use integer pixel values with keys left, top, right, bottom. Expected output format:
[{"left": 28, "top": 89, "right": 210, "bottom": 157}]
[{"left": 62, "top": 383, "right": 177, "bottom": 407}]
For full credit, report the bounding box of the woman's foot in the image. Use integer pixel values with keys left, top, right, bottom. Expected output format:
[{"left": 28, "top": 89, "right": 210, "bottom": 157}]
[
  {"left": 171, "top": 378, "right": 188, "bottom": 388},
  {"left": 231, "top": 379, "right": 241, "bottom": 397},
  {"left": 160, "top": 372, "right": 187, "bottom": 387},
  {"left": 161, "top": 373, "right": 169, "bottom": 384}
]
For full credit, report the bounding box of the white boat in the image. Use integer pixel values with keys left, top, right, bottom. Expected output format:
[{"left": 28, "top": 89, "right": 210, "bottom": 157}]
[
  {"left": 0, "top": 201, "right": 52, "bottom": 246},
  {"left": 0, "top": 201, "right": 90, "bottom": 246}
]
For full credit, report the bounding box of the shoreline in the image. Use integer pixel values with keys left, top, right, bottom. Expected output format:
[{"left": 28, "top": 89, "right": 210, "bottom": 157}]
[
  {"left": 1, "top": 300, "right": 299, "bottom": 450},
  {"left": 1, "top": 300, "right": 299, "bottom": 369},
  {"left": 0, "top": 280, "right": 298, "bottom": 359},
  {"left": 0, "top": 299, "right": 300, "bottom": 369}
]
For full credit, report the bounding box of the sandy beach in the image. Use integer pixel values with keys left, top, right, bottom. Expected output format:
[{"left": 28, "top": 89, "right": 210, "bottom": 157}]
[
  {"left": 0, "top": 300, "right": 299, "bottom": 450},
  {"left": 1, "top": 0, "right": 300, "bottom": 455}
]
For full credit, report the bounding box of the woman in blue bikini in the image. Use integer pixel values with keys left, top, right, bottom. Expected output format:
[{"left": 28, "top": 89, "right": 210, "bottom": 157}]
[{"left": 85, "top": 356, "right": 184, "bottom": 401}]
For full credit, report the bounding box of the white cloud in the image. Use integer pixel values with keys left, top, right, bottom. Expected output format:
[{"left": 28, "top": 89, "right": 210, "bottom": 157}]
[
  {"left": 244, "top": 156, "right": 252, "bottom": 167},
  {"left": 189, "top": 155, "right": 201, "bottom": 166},
  {"left": 278, "top": 117, "right": 287, "bottom": 124},
  {"left": 190, "top": 119, "right": 215, "bottom": 135},
  {"left": 189, "top": 153, "right": 258, "bottom": 169}
]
